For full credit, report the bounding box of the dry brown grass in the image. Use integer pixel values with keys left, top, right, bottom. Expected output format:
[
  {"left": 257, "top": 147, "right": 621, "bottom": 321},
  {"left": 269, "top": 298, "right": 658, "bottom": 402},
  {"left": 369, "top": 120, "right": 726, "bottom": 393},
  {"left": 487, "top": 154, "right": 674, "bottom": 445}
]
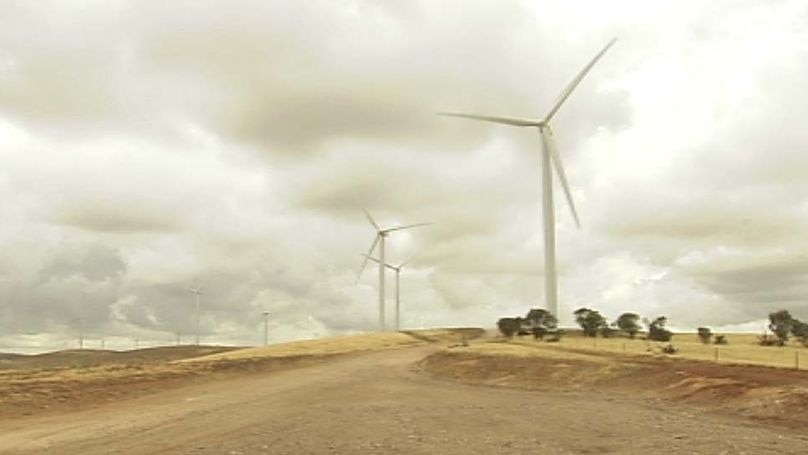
[
  {"left": 186, "top": 328, "right": 483, "bottom": 363},
  {"left": 506, "top": 332, "right": 807, "bottom": 370},
  {"left": 0, "top": 329, "right": 480, "bottom": 417},
  {"left": 184, "top": 332, "right": 423, "bottom": 362}
]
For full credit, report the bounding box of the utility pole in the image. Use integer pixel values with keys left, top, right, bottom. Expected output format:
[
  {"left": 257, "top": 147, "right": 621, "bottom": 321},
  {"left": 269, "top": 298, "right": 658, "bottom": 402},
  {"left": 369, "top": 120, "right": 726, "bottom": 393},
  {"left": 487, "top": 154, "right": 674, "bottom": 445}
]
[
  {"left": 263, "top": 312, "right": 270, "bottom": 346},
  {"left": 189, "top": 286, "right": 203, "bottom": 345},
  {"left": 78, "top": 318, "right": 84, "bottom": 350}
]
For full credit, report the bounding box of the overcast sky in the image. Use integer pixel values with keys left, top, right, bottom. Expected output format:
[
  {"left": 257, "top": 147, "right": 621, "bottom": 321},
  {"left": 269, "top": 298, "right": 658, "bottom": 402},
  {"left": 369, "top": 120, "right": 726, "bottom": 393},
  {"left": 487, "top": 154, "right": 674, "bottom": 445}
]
[{"left": 2, "top": 0, "right": 808, "bottom": 351}]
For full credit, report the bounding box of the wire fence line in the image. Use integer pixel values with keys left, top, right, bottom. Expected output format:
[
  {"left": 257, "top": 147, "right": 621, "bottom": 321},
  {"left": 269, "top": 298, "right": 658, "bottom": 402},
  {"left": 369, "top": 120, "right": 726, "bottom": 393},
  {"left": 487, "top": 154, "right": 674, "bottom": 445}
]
[{"left": 515, "top": 335, "right": 807, "bottom": 370}]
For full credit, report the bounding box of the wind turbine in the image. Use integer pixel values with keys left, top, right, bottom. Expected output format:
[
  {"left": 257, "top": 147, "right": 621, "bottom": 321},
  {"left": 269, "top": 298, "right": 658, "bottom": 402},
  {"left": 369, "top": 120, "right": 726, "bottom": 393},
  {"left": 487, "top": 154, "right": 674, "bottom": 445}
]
[
  {"left": 439, "top": 38, "right": 616, "bottom": 318},
  {"left": 189, "top": 285, "right": 203, "bottom": 345},
  {"left": 362, "top": 254, "right": 417, "bottom": 331},
  {"left": 357, "top": 210, "right": 431, "bottom": 331}
]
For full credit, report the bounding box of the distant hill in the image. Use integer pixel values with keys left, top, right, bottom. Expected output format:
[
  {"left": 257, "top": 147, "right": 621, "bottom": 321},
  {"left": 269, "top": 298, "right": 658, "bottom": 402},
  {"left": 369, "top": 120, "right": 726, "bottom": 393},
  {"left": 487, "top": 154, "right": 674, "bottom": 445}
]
[{"left": 0, "top": 345, "right": 244, "bottom": 371}]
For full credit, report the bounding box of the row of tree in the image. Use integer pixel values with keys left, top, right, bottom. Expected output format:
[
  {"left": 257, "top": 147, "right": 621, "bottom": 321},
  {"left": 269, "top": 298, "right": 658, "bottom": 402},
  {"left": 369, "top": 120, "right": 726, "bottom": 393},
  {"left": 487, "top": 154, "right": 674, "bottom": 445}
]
[
  {"left": 497, "top": 309, "right": 561, "bottom": 340},
  {"left": 497, "top": 308, "right": 674, "bottom": 342},
  {"left": 571, "top": 308, "right": 673, "bottom": 341},
  {"left": 498, "top": 307, "right": 808, "bottom": 348}
]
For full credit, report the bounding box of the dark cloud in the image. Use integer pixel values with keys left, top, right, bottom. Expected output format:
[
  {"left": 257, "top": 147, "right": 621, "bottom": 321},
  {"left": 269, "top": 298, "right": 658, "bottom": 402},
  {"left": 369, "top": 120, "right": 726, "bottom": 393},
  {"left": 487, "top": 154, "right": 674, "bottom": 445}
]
[
  {"left": 39, "top": 242, "right": 127, "bottom": 283},
  {"left": 52, "top": 203, "right": 182, "bottom": 233}
]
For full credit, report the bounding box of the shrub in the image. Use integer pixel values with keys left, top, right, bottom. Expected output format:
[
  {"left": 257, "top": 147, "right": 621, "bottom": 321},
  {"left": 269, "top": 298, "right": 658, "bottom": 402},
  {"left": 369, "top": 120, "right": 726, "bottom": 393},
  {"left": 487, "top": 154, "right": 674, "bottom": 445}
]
[
  {"left": 758, "top": 334, "right": 782, "bottom": 347},
  {"left": 713, "top": 335, "right": 728, "bottom": 345},
  {"left": 532, "top": 326, "right": 547, "bottom": 340},
  {"left": 599, "top": 325, "right": 618, "bottom": 338},
  {"left": 497, "top": 317, "right": 520, "bottom": 338},
  {"left": 545, "top": 329, "right": 565, "bottom": 342}
]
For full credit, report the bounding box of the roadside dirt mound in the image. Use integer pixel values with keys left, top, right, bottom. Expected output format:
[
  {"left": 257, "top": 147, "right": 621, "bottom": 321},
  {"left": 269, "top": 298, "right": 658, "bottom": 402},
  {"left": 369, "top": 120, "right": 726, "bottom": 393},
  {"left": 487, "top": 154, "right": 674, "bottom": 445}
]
[
  {"left": 419, "top": 349, "right": 639, "bottom": 391},
  {"left": 420, "top": 343, "right": 808, "bottom": 430}
]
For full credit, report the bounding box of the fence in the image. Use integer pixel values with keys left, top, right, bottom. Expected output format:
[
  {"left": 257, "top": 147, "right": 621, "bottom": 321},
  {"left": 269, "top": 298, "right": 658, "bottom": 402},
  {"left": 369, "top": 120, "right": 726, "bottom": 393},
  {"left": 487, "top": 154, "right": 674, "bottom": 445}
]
[{"left": 516, "top": 334, "right": 806, "bottom": 370}]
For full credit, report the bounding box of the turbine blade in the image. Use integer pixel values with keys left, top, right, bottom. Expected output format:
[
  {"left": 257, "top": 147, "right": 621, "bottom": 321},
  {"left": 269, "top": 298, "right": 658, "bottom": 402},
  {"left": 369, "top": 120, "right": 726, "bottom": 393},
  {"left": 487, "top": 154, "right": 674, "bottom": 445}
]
[
  {"left": 542, "top": 127, "right": 581, "bottom": 228},
  {"left": 361, "top": 254, "right": 381, "bottom": 265},
  {"left": 438, "top": 112, "right": 542, "bottom": 127},
  {"left": 362, "top": 209, "right": 380, "bottom": 230},
  {"left": 398, "top": 253, "right": 418, "bottom": 269},
  {"left": 543, "top": 37, "right": 617, "bottom": 123},
  {"left": 356, "top": 235, "right": 380, "bottom": 283},
  {"left": 384, "top": 222, "right": 433, "bottom": 233},
  {"left": 360, "top": 253, "right": 397, "bottom": 271}
]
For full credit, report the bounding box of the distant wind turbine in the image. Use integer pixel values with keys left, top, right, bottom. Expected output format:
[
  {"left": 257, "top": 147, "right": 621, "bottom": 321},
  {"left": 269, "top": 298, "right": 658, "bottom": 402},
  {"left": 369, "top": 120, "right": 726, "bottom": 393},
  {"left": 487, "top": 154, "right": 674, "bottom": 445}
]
[
  {"left": 189, "top": 285, "right": 203, "bottom": 345},
  {"left": 362, "top": 254, "right": 418, "bottom": 331},
  {"left": 357, "top": 210, "right": 431, "bottom": 331},
  {"left": 439, "top": 38, "right": 617, "bottom": 318}
]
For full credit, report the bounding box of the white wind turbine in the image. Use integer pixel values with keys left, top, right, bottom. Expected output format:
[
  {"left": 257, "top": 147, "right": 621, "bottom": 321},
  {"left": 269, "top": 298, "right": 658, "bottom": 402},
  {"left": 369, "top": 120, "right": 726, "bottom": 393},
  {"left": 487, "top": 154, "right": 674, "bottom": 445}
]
[
  {"left": 189, "top": 285, "right": 203, "bottom": 345},
  {"left": 439, "top": 38, "right": 617, "bottom": 318},
  {"left": 357, "top": 210, "right": 431, "bottom": 331},
  {"left": 362, "top": 254, "right": 417, "bottom": 331}
]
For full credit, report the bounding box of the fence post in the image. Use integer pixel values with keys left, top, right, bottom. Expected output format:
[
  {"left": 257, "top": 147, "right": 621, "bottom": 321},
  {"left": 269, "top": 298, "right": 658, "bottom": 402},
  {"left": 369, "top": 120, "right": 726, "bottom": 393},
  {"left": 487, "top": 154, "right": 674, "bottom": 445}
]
[
  {"left": 714, "top": 347, "right": 719, "bottom": 362},
  {"left": 622, "top": 342, "right": 626, "bottom": 353},
  {"left": 796, "top": 351, "right": 800, "bottom": 370}
]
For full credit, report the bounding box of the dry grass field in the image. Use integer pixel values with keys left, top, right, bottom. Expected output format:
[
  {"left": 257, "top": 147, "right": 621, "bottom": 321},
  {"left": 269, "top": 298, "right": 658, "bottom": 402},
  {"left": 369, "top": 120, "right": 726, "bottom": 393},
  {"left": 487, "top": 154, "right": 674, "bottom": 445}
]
[
  {"left": 183, "top": 328, "right": 479, "bottom": 363},
  {"left": 508, "top": 331, "right": 807, "bottom": 370},
  {"left": 0, "top": 328, "right": 480, "bottom": 419}
]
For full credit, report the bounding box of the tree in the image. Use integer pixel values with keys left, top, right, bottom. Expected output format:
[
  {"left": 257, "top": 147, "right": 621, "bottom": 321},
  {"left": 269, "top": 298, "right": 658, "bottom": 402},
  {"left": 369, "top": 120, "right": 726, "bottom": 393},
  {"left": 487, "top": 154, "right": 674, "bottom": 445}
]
[
  {"left": 648, "top": 316, "right": 673, "bottom": 342},
  {"left": 515, "top": 317, "right": 531, "bottom": 336},
  {"left": 615, "top": 313, "right": 641, "bottom": 339},
  {"left": 574, "top": 308, "right": 607, "bottom": 337},
  {"left": 525, "top": 308, "right": 558, "bottom": 330},
  {"left": 792, "top": 319, "right": 808, "bottom": 347},
  {"left": 697, "top": 327, "right": 713, "bottom": 344},
  {"left": 525, "top": 308, "right": 557, "bottom": 340},
  {"left": 497, "top": 317, "right": 520, "bottom": 339},
  {"left": 768, "top": 310, "right": 794, "bottom": 346}
]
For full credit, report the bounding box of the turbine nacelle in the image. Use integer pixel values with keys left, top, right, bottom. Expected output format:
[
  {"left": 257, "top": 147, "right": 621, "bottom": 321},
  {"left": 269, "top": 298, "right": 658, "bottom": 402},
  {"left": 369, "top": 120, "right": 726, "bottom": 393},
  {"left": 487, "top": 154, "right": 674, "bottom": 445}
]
[{"left": 356, "top": 210, "right": 432, "bottom": 283}]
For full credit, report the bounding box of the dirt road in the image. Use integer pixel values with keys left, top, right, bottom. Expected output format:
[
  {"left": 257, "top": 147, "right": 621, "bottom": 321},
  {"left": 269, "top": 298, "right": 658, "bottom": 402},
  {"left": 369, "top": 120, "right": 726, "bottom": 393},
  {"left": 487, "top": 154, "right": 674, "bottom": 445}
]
[{"left": 2, "top": 345, "right": 807, "bottom": 454}]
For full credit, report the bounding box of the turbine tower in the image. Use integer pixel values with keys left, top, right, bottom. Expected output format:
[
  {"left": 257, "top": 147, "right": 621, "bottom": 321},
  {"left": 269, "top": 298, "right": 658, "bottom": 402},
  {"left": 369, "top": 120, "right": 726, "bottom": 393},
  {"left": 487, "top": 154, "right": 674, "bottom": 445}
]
[
  {"left": 439, "top": 38, "right": 617, "bottom": 318},
  {"left": 189, "top": 285, "right": 203, "bottom": 345},
  {"left": 362, "top": 254, "right": 417, "bottom": 331},
  {"left": 357, "top": 210, "right": 431, "bottom": 331},
  {"left": 262, "top": 311, "right": 270, "bottom": 346}
]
